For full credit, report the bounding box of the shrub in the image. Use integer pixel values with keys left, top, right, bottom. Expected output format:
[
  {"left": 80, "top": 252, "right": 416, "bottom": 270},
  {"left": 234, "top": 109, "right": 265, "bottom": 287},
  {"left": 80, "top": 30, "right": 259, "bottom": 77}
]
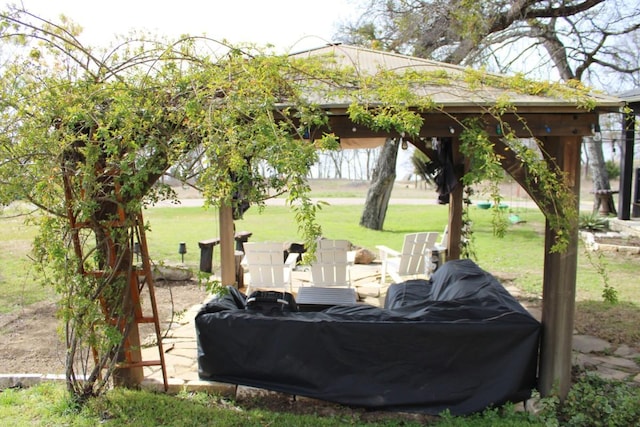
[
  {"left": 537, "top": 373, "right": 640, "bottom": 426},
  {"left": 579, "top": 213, "right": 609, "bottom": 232},
  {"left": 557, "top": 373, "right": 640, "bottom": 426},
  {"left": 605, "top": 160, "right": 621, "bottom": 181}
]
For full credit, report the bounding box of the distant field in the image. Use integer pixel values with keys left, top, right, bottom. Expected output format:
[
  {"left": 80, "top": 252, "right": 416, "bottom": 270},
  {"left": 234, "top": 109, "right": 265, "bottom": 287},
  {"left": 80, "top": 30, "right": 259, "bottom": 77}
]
[{"left": 177, "top": 177, "right": 612, "bottom": 212}]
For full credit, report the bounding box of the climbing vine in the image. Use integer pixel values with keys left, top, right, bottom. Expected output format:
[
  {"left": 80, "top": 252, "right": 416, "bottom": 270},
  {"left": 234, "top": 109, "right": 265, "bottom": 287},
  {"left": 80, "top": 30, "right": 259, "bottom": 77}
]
[
  {"left": 580, "top": 240, "right": 618, "bottom": 304},
  {"left": 0, "top": 9, "right": 356, "bottom": 401},
  {"left": 460, "top": 186, "right": 478, "bottom": 260},
  {"left": 457, "top": 115, "right": 578, "bottom": 253},
  {"left": 348, "top": 66, "right": 583, "bottom": 253},
  {"left": 458, "top": 118, "right": 509, "bottom": 239}
]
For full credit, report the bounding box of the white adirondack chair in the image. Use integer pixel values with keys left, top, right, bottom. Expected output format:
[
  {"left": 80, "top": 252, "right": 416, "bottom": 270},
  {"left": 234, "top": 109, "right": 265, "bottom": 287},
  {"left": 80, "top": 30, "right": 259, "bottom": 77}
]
[
  {"left": 376, "top": 232, "right": 439, "bottom": 284},
  {"left": 242, "top": 242, "right": 299, "bottom": 294},
  {"left": 309, "top": 239, "right": 353, "bottom": 288}
]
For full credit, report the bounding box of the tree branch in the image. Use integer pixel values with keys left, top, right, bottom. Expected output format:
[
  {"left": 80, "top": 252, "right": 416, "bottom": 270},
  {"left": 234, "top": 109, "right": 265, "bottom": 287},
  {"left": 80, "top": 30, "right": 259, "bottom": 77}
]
[
  {"left": 530, "top": 18, "right": 576, "bottom": 80},
  {"left": 525, "top": 0, "right": 606, "bottom": 20}
]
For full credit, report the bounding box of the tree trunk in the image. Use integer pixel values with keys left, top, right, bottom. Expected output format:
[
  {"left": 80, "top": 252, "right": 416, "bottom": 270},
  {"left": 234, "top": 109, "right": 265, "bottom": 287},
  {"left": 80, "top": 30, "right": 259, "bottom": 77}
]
[
  {"left": 585, "top": 137, "right": 616, "bottom": 216},
  {"left": 328, "top": 151, "right": 343, "bottom": 178},
  {"left": 359, "top": 139, "right": 399, "bottom": 230}
]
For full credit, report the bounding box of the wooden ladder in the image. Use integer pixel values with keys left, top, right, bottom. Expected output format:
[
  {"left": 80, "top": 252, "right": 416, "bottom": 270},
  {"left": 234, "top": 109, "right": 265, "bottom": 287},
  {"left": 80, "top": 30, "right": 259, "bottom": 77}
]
[
  {"left": 119, "top": 214, "right": 168, "bottom": 391},
  {"left": 62, "top": 169, "right": 168, "bottom": 391}
]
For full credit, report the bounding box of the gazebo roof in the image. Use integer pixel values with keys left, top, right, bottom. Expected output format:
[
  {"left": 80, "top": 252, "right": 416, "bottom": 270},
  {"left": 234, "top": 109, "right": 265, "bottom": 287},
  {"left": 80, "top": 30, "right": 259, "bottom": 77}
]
[
  {"left": 617, "top": 88, "right": 640, "bottom": 104},
  {"left": 290, "top": 44, "right": 623, "bottom": 113}
]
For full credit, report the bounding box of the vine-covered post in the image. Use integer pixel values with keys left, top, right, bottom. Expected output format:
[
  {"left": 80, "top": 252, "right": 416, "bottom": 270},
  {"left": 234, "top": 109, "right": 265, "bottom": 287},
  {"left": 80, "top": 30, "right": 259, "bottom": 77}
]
[
  {"left": 619, "top": 109, "right": 636, "bottom": 220},
  {"left": 219, "top": 204, "right": 237, "bottom": 286},
  {"left": 538, "top": 135, "right": 582, "bottom": 398}
]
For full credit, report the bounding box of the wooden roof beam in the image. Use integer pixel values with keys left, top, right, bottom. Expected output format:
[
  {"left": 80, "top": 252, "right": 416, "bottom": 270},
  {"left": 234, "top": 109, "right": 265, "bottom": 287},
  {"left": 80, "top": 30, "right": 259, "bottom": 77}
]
[{"left": 309, "top": 112, "right": 599, "bottom": 142}]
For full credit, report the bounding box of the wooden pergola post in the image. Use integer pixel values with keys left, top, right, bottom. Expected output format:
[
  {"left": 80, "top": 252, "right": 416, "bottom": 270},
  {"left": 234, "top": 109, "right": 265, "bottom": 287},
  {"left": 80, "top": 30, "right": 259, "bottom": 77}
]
[
  {"left": 490, "top": 125, "right": 587, "bottom": 399},
  {"left": 219, "top": 203, "right": 237, "bottom": 287},
  {"left": 447, "top": 136, "right": 464, "bottom": 260},
  {"left": 538, "top": 135, "right": 582, "bottom": 398},
  {"left": 619, "top": 109, "right": 637, "bottom": 219}
]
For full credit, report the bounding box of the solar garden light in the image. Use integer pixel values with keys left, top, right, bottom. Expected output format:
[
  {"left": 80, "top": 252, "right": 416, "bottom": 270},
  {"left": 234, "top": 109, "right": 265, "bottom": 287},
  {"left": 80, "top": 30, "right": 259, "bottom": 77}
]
[{"left": 178, "top": 242, "right": 187, "bottom": 264}]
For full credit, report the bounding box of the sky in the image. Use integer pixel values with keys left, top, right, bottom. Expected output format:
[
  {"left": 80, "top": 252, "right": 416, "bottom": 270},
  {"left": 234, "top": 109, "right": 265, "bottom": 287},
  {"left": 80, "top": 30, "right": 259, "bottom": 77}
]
[{"left": 9, "top": 0, "right": 361, "bottom": 52}]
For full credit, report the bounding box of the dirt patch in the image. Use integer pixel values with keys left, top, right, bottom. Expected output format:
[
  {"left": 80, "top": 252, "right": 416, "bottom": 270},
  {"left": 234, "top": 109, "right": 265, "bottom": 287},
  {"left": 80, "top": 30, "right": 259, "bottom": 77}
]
[
  {"left": 233, "top": 391, "right": 440, "bottom": 424},
  {"left": 0, "top": 301, "right": 65, "bottom": 374},
  {"left": 574, "top": 301, "right": 640, "bottom": 347},
  {"left": 0, "top": 280, "right": 208, "bottom": 375}
]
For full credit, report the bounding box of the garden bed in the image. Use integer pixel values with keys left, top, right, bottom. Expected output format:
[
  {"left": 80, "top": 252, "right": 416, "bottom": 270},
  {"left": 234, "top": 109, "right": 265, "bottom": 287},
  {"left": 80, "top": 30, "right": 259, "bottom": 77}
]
[{"left": 581, "top": 231, "right": 640, "bottom": 254}]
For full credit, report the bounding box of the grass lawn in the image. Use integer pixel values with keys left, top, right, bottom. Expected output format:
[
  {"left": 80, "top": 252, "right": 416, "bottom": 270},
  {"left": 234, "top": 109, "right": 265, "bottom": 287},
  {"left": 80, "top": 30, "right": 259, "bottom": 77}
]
[
  {"left": 0, "top": 381, "right": 547, "bottom": 427},
  {"left": 140, "top": 202, "right": 639, "bottom": 304},
  {"left": 0, "top": 204, "right": 55, "bottom": 313},
  {"left": 2, "top": 189, "right": 639, "bottom": 309}
]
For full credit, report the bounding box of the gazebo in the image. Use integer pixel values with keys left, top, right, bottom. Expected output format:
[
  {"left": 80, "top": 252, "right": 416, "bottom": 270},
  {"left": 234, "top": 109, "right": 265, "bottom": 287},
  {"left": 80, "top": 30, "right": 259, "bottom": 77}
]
[{"left": 215, "top": 44, "right": 624, "bottom": 399}]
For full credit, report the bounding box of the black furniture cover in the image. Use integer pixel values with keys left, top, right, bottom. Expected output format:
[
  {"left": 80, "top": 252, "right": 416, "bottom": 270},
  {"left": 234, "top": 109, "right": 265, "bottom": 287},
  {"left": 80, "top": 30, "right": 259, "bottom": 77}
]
[{"left": 195, "top": 259, "right": 540, "bottom": 415}]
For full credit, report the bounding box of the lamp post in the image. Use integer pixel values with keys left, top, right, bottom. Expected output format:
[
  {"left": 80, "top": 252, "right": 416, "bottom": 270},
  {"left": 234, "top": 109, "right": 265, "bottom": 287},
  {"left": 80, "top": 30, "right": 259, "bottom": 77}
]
[{"left": 178, "top": 242, "right": 187, "bottom": 264}]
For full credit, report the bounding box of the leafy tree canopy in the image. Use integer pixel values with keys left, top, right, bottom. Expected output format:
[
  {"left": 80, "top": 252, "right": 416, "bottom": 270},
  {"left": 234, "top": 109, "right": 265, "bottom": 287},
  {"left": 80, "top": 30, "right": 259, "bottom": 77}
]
[{"left": 0, "top": 8, "right": 356, "bottom": 241}]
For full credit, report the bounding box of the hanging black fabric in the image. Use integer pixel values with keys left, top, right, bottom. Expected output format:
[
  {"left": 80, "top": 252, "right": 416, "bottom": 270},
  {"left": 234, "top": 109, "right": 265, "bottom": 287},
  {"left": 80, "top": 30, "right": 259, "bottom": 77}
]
[{"left": 434, "top": 138, "right": 457, "bottom": 204}]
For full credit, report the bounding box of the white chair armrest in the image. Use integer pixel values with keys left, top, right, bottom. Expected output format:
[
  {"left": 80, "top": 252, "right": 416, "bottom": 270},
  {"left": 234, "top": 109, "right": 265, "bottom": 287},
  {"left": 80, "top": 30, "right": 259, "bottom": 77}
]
[
  {"left": 284, "top": 252, "right": 300, "bottom": 268},
  {"left": 376, "top": 245, "right": 400, "bottom": 261}
]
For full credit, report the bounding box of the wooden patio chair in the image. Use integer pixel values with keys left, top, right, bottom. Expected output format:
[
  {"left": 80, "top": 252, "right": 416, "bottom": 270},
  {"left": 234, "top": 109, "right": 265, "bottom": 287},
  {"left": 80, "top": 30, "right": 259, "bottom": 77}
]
[
  {"left": 308, "top": 239, "right": 353, "bottom": 288},
  {"left": 376, "top": 232, "right": 439, "bottom": 284},
  {"left": 242, "top": 242, "right": 299, "bottom": 294}
]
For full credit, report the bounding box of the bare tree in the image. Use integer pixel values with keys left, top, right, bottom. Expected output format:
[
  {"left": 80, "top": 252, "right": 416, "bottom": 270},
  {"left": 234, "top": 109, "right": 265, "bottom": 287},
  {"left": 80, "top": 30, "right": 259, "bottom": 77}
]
[{"left": 359, "top": 139, "right": 399, "bottom": 229}]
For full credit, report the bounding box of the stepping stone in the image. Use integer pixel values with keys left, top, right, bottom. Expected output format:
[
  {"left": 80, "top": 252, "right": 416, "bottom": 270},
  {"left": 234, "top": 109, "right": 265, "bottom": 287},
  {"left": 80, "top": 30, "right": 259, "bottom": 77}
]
[
  {"left": 236, "top": 385, "right": 291, "bottom": 402},
  {"left": 152, "top": 265, "right": 194, "bottom": 281},
  {"left": 595, "top": 366, "right": 631, "bottom": 381},
  {"left": 613, "top": 344, "right": 633, "bottom": 357},
  {"left": 573, "top": 335, "right": 611, "bottom": 353},
  {"left": 573, "top": 353, "right": 598, "bottom": 369},
  {"left": 591, "top": 355, "right": 639, "bottom": 371}
]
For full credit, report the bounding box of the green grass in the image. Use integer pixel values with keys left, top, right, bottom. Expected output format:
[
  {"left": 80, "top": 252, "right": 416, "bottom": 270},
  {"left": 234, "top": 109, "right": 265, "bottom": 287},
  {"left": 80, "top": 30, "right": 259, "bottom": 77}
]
[
  {"left": 0, "top": 382, "right": 546, "bottom": 426},
  {"left": 3, "top": 201, "right": 639, "bottom": 311},
  {"left": 141, "top": 203, "right": 639, "bottom": 303},
  {"left": 140, "top": 203, "right": 451, "bottom": 266},
  {"left": 3, "top": 370, "right": 638, "bottom": 426},
  {"left": 0, "top": 205, "right": 55, "bottom": 313}
]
